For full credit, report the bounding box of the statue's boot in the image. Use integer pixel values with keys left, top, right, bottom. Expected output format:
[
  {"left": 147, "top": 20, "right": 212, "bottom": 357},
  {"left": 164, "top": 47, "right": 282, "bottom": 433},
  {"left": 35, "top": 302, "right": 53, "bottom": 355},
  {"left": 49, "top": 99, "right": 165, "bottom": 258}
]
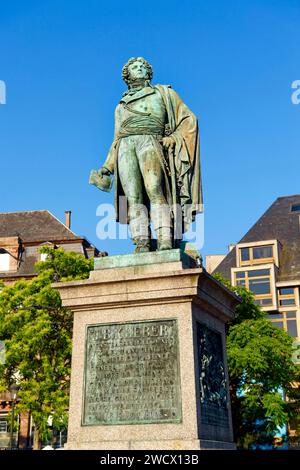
[
  {"left": 129, "top": 211, "right": 150, "bottom": 253},
  {"left": 151, "top": 203, "right": 173, "bottom": 251},
  {"left": 156, "top": 226, "right": 173, "bottom": 251},
  {"left": 133, "top": 239, "right": 150, "bottom": 253}
]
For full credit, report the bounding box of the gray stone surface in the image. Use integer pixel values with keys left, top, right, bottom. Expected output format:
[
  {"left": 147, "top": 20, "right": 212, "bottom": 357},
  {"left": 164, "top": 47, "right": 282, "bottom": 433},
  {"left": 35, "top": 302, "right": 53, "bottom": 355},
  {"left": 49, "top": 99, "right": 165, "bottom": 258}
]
[{"left": 54, "top": 260, "right": 239, "bottom": 450}]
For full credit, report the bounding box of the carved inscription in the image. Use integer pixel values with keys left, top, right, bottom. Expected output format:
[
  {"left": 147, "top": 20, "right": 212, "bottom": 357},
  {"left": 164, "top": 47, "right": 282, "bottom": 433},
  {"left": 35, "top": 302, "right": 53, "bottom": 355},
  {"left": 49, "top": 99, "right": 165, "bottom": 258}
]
[{"left": 83, "top": 320, "right": 181, "bottom": 425}]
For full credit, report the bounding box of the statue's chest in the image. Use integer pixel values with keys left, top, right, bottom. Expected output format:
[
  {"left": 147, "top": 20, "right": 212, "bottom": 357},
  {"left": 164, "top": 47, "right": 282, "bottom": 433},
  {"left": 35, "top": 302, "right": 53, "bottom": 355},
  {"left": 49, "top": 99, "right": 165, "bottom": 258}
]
[{"left": 121, "top": 92, "right": 166, "bottom": 121}]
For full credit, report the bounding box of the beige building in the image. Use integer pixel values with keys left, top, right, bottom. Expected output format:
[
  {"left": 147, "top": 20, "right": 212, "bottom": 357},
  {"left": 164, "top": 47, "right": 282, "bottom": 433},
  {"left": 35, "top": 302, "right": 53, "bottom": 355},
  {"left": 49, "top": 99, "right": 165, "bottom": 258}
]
[
  {"left": 0, "top": 210, "right": 103, "bottom": 449},
  {"left": 0, "top": 210, "right": 101, "bottom": 286},
  {"left": 206, "top": 195, "right": 300, "bottom": 439}
]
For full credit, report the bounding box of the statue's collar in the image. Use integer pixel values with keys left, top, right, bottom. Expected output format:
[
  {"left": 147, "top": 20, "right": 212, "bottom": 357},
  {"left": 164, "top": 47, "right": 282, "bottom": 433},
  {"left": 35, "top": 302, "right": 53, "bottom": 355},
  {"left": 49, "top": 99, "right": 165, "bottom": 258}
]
[{"left": 120, "top": 86, "right": 156, "bottom": 104}]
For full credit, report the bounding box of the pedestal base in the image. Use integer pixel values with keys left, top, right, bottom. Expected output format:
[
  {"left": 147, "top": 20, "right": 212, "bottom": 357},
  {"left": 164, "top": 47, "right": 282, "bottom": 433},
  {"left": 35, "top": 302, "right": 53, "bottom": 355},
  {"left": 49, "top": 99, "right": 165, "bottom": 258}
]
[
  {"left": 64, "top": 439, "right": 236, "bottom": 450},
  {"left": 54, "top": 251, "right": 239, "bottom": 450}
]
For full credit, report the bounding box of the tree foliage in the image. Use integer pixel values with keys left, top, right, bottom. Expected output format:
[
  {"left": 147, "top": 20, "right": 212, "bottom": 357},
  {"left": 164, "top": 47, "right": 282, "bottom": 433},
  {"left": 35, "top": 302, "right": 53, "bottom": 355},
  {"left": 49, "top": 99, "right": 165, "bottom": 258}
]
[
  {"left": 35, "top": 246, "right": 94, "bottom": 281},
  {"left": 214, "top": 272, "right": 300, "bottom": 449},
  {"left": 0, "top": 247, "right": 92, "bottom": 447}
]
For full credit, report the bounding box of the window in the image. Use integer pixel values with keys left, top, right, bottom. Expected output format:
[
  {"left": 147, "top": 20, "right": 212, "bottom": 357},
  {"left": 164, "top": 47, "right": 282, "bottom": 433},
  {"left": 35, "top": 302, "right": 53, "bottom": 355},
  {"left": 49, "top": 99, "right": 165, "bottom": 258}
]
[
  {"left": 268, "top": 311, "right": 298, "bottom": 337},
  {"left": 239, "top": 245, "right": 274, "bottom": 266},
  {"left": 234, "top": 268, "right": 274, "bottom": 306},
  {"left": 240, "top": 247, "right": 250, "bottom": 262},
  {"left": 278, "top": 287, "right": 297, "bottom": 307},
  {"left": 0, "top": 417, "right": 7, "bottom": 433},
  {"left": 253, "top": 246, "right": 273, "bottom": 259},
  {"left": 0, "top": 249, "right": 10, "bottom": 271},
  {"left": 291, "top": 204, "right": 300, "bottom": 213}
]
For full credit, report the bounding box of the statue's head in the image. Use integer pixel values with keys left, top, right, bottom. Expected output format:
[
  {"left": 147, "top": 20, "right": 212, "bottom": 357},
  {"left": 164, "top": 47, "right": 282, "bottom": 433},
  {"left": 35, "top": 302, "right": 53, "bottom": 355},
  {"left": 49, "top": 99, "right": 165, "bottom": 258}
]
[{"left": 122, "top": 57, "right": 153, "bottom": 85}]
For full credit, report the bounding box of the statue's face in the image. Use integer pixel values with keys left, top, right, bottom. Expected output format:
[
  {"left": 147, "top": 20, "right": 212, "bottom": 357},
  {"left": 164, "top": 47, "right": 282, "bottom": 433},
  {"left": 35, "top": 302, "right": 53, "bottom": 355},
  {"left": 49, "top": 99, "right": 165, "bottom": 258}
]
[{"left": 128, "top": 60, "right": 148, "bottom": 81}]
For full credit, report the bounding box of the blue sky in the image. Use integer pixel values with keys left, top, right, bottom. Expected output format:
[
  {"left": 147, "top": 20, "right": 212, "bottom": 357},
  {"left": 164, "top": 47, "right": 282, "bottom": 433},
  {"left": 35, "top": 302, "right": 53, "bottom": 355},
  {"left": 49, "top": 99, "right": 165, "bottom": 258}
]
[{"left": 0, "top": 0, "right": 299, "bottom": 257}]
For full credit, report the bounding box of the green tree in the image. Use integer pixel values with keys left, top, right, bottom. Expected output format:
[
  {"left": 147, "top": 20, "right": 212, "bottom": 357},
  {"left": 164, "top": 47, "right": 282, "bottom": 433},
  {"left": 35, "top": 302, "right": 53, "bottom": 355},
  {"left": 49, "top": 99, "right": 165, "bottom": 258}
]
[
  {"left": 0, "top": 247, "right": 93, "bottom": 449},
  {"left": 214, "top": 273, "right": 300, "bottom": 449}
]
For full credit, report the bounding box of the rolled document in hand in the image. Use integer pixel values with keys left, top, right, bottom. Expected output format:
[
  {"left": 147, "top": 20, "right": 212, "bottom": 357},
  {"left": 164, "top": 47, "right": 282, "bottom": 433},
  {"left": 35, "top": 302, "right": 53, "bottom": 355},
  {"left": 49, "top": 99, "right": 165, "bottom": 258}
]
[{"left": 89, "top": 169, "right": 112, "bottom": 193}]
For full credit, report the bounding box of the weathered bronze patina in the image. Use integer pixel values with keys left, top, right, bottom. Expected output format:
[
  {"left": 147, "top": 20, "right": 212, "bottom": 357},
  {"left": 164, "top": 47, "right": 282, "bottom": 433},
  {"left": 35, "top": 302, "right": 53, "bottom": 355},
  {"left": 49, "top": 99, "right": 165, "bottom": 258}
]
[
  {"left": 83, "top": 319, "right": 182, "bottom": 426},
  {"left": 197, "top": 323, "right": 229, "bottom": 428},
  {"left": 90, "top": 57, "right": 202, "bottom": 253}
]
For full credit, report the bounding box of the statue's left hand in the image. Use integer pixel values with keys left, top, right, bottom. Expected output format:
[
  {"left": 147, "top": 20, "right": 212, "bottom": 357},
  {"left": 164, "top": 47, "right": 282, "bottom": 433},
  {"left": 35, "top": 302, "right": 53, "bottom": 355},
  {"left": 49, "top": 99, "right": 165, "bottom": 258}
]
[
  {"left": 161, "top": 136, "right": 175, "bottom": 150},
  {"left": 99, "top": 166, "right": 111, "bottom": 176}
]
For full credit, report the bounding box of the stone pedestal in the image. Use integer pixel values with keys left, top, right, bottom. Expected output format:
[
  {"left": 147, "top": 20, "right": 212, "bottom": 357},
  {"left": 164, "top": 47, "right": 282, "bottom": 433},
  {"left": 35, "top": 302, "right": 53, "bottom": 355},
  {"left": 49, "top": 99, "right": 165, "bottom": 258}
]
[{"left": 54, "top": 250, "right": 239, "bottom": 450}]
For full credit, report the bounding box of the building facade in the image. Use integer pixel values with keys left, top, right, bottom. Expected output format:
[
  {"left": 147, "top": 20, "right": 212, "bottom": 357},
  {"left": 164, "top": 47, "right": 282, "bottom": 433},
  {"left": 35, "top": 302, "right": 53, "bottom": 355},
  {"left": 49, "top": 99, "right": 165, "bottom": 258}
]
[
  {"left": 0, "top": 210, "right": 101, "bottom": 285},
  {"left": 207, "top": 195, "right": 300, "bottom": 441}
]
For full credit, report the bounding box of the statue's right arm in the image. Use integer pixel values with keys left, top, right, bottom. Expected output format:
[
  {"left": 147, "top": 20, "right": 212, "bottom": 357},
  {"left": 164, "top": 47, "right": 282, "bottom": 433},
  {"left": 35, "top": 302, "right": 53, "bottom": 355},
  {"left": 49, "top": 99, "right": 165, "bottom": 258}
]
[{"left": 100, "top": 105, "right": 121, "bottom": 175}]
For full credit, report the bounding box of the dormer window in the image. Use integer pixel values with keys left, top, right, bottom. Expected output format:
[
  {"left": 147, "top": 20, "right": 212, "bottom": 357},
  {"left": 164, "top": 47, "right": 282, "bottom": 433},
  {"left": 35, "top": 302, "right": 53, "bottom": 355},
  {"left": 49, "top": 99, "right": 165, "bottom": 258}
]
[
  {"left": 39, "top": 242, "right": 56, "bottom": 261},
  {"left": 236, "top": 240, "right": 279, "bottom": 267},
  {"left": 290, "top": 204, "right": 300, "bottom": 213},
  {"left": 0, "top": 249, "right": 10, "bottom": 271}
]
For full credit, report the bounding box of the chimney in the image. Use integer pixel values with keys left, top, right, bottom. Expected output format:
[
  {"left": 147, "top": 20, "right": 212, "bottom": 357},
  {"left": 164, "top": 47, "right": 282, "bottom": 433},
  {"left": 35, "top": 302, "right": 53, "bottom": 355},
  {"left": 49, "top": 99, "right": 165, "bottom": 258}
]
[{"left": 65, "top": 210, "right": 71, "bottom": 229}]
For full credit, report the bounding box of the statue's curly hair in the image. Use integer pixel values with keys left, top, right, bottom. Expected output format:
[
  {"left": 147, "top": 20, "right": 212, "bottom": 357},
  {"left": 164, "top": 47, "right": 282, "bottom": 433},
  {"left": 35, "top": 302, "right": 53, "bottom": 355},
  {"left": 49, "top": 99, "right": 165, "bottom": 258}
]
[{"left": 122, "top": 57, "right": 153, "bottom": 84}]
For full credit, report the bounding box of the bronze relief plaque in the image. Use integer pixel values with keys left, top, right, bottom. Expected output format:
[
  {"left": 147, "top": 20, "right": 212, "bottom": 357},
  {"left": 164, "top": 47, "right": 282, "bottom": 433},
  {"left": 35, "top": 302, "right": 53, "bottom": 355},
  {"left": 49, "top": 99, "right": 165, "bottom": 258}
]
[
  {"left": 197, "top": 322, "right": 229, "bottom": 428},
  {"left": 82, "top": 319, "right": 182, "bottom": 426}
]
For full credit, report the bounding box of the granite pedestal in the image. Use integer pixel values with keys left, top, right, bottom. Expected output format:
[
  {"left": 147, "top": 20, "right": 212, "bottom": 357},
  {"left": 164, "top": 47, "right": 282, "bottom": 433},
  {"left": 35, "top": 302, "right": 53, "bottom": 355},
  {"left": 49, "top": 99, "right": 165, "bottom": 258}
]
[{"left": 54, "top": 250, "right": 239, "bottom": 450}]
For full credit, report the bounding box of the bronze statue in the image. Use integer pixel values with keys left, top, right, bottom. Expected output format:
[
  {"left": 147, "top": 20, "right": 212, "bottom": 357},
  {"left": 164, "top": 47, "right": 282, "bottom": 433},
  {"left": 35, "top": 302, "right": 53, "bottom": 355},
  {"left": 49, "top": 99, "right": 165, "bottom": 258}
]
[{"left": 90, "top": 57, "right": 202, "bottom": 253}]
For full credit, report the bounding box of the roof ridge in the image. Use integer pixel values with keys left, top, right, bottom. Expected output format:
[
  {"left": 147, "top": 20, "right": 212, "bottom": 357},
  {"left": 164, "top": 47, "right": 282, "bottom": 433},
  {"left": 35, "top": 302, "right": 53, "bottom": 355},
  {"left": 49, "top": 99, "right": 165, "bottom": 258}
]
[
  {"left": 0, "top": 210, "right": 77, "bottom": 236},
  {"left": 0, "top": 210, "right": 78, "bottom": 241},
  {"left": 0, "top": 210, "right": 49, "bottom": 216},
  {"left": 276, "top": 194, "right": 300, "bottom": 200}
]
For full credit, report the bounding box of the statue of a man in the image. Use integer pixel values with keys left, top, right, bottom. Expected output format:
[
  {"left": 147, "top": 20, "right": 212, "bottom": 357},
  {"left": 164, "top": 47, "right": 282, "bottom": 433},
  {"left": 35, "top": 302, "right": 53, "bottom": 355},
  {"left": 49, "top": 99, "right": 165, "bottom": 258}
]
[{"left": 92, "top": 57, "right": 202, "bottom": 253}]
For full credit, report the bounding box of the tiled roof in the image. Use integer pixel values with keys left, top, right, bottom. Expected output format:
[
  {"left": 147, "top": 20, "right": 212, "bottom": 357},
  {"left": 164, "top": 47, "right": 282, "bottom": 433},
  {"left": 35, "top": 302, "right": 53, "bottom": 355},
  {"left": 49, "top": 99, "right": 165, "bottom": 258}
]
[
  {"left": 0, "top": 210, "right": 77, "bottom": 242},
  {"left": 214, "top": 195, "right": 300, "bottom": 282}
]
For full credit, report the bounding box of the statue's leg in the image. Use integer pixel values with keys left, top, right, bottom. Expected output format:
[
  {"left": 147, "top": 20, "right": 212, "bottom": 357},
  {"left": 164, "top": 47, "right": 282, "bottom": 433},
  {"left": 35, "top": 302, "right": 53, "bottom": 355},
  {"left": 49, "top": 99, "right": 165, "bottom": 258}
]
[
  {"left": 118, "top": 137, "right": 150, "bottom": 252},
  {"left": 137, "top": 136, "right": 173, "bottom": 251}
]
